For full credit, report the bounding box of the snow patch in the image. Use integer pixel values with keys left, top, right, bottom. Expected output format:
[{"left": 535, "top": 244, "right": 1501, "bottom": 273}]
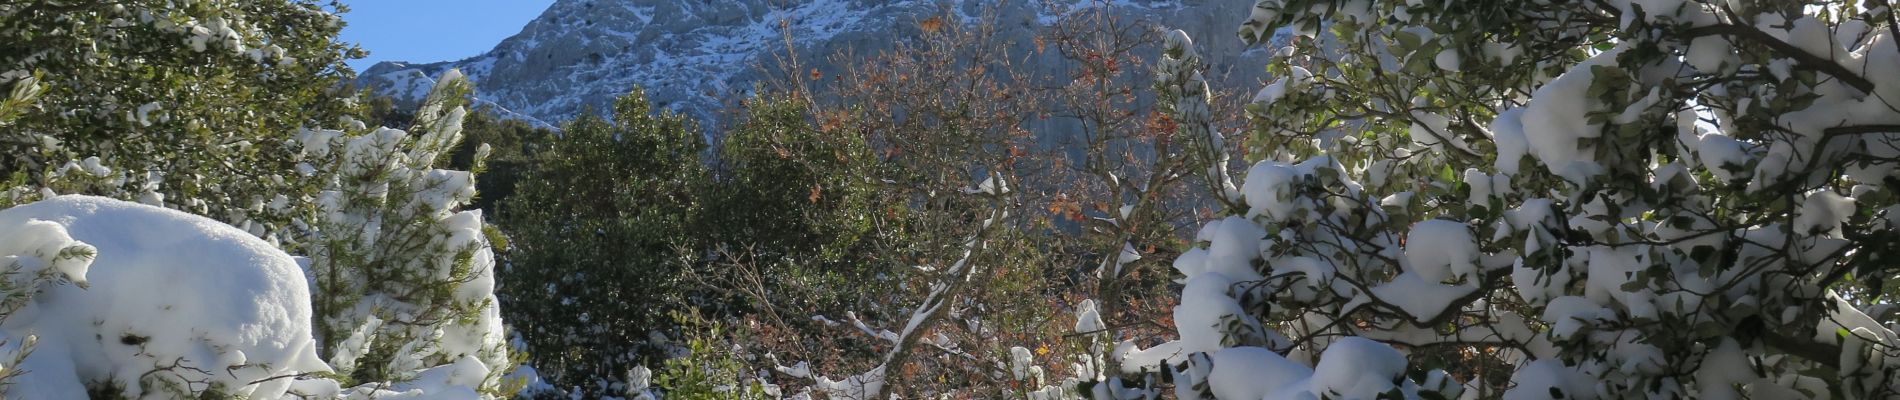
[{"left": 0, "top": 196, "right": 327, "bottom": 399}]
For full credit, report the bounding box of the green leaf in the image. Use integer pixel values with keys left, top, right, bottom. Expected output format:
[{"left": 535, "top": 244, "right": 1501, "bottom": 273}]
[{"left": 1395, "top": 30, "right": 1422, "bottom": 51}]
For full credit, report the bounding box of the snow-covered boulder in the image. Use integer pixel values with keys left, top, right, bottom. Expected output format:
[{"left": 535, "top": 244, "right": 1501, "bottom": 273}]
[{"left": 0, "top": 195, "right": 328, "bottom": 398}]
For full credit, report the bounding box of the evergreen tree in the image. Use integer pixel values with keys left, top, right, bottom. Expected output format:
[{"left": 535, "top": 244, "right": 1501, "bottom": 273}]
[
  {"left": 498, "top": 88, "right": 705, "bottom": 395},
  {"left": 0, "top": 0, "right": 358, "bottom": 231},
  {"left": 698, "top": 94, "right": 877, "bottom": 294},
  {"left": 292, "top": 71, "right": 516, "bottom": 396}
]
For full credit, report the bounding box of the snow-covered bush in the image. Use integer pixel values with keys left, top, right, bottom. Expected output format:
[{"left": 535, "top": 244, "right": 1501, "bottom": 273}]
[
  {"left": 2, "top": 2, "right": 518, "bottom": 397},
  {"left": 0, "top": 71, "right": 514, "bottom": 398},
  {"left": 291, "top": 70, "right": 515, "bottom": 396},
  {"left": 0, "top": 0, "right": 357, "bottom": 226},
  {"left": 0, "top": 195, "right": 327, "bottom": 398},
  {"left": 1086, "top": 0, "right": 1900, "bottom": 398}
]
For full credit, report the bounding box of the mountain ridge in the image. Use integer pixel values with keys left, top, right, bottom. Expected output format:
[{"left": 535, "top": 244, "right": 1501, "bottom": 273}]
[{"left": 355, "top": 0, "right": 1280, "bottom": 130}]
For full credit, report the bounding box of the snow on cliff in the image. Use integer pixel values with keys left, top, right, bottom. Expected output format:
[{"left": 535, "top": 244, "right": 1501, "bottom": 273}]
[{"left": 355, "top": 0, "right": 1271, "bottom": 129}]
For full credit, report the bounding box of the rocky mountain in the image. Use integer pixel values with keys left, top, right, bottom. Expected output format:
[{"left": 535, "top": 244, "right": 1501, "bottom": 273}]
[{"left": 355, "top": 0, "right": 1281, "bottom": 130}]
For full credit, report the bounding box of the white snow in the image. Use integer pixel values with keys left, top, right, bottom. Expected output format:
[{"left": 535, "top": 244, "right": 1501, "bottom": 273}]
[
  {"left": 1369, "top": 271, "right": 1479, "bottom": 323},
  {"left": 1435, "top": 49, "right": 1461, "bottom": 72},
  {"left": 1207, "top": 346, "right": 1310, "bottom": 400},
  {"left": 1491, "top": 108, "right": 1530, "bottom": 175},
  {"left": 1686, "top": 35, "right": 1736, "bottom": 74},
  {"left": 1584, "top": 246, "right": 1659, "bottom": 320},
  {"left": 967, "top": 175, "right": 1010, "bottom": 195},
  {"left": 1074, "top": 299, "right": 1103, "bottom": 334},
  {"left": 1409, "top": 110, "right": 1472, "bottom": 153},
  {"left": 1404, "top": 220, "right": 1481, "bottom": 283},
  {"left": 1505, "top": 359, "right": 1596, "bottom": 400},
  {"left": 1464, "top": 168, "right": 1511, "bottom": 209},
  {"left": 1794, "top": 191, "right": 1855, "bottom": 238},
  {"left": 1174, "top": 272, "right": 1265, "bottom": 355},
  {"left": 1541, "top": 296, "right": 1608, "bottom": 341},
  {"left": 1252, "top": 66, "right": 1314, "bottom": 108},
  {"left": 1309, "top": 337, "right": 1408, "bottom": 399},
  {"left": 0, "top": 195, "right": 328, "bottom": 399},
  {"left": 1010, "top": 346, "right": 1036, "bottom": 380},
  {"left": 1516, "top": 43, "right": 1630, "bottom": 183},
  {"left": 1695, "top": 131, "right": 1751, "bottom": 184},
  {"left": 1113, "top": 242, "right": 1141, "bottom": 275},
  {"left": 1693, "top": 339, "right": 1755, "bottom": 400},
  {"left": 1242, "top": 161, "right": 1301, "bottom": 221},
  {"left": 1271, "top": 256, "right": 1338, "bottom": 301},
  {"left": 1112, "top": 340, "right": 1186, "bottom": 374},
  {"left": 1201, "top": 216, "right": 1268, "bottom": 282},
  {"left": 1172, "top": 247, "right": 1210, "bottom": 283},
  {"left": 813, "top": 365, "right": 885, "bottom": 400}
]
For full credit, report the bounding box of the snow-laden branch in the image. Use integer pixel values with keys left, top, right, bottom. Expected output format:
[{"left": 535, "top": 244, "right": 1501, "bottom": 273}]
[{"left": 777, "top": 173, "right": 1013, "bottom": 399}]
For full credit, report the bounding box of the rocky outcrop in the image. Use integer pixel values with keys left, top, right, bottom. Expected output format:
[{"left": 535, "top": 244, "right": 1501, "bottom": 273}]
[{"left": 357, "top": 0, "right": 1281, "bottom": 130}]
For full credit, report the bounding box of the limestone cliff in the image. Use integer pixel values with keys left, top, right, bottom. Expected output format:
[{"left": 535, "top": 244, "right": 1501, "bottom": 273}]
[{"left": 356, "top": 0, "right": 1282, "bottom": 129}]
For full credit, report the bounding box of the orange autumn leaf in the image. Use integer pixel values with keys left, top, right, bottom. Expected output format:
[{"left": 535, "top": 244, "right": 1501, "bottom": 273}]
[
  {"left": 1049, "top": 194, "right": 1083, "bottom": 222},
  {"left": 919, "top": 16, "right": 943, "bottom": 34}
]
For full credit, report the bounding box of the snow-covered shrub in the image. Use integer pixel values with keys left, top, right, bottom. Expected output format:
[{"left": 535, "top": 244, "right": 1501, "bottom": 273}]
[
  {"left": 0, "top": 195, "right": 327, "bottom": 398},
  {"left": 1088, "top": 0, "right": 1900, "bottom": 398},
  {"left": 2, "top": 2, "right": 518, "bottom": 397},
  {"left": 0, "top": 0, "right": 357, "bottom": 227},
  {"left": 292, "top": 70, "right": 515, "bottom": 396}
]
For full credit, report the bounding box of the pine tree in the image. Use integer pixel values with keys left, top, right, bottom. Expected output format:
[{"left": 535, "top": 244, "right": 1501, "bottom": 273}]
[{"left": 293, "top": 70, "right": 516, "bottom": 396}]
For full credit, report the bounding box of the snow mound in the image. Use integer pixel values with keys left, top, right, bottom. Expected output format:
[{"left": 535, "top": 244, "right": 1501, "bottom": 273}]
[
  {"left": 1515, "top": 43, "right": 1629, "bottom": 184},
  {"left": 1207, "top": 346, "right": 1309, "bottom": 400},
  {"left": 1200, "top": 337, "right": 1432, "bottom": 400},
  {"left": 0, "top": 195, "right": 327, "bottom": 398},
  {"left": 1506, "top": 359, "right": 1596, "bottom": 400},
  {"left": 1310, "top": 337, "right": 1408, "bottom": 398},
  {"left": 1403, "top": 220, "right": 1479, "bottom": 282}
]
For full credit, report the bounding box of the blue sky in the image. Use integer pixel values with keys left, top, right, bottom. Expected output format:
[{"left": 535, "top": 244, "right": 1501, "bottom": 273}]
[{"left": 338, "top": 0, "right": 557, "bottom": 71}]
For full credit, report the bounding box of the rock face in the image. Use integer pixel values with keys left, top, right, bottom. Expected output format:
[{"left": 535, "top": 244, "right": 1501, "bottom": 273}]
[{"left": 357, "top": 0, "right": 1280, "bottom": 129}]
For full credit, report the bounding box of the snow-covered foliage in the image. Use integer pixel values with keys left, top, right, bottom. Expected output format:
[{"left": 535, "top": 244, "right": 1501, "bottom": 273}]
[
  {"left": 292, "top": 70, "right": 515, "bottom": 396},
  {"left": 0, "top": 193, "right": 513, "bottom": 400},
  {"left": 1077, "top": 0, "right": 1900, "bottom": 398},
  {"left": 0, "top": 0, "right": 357, "bottom": 227},
  {"left": 25, "top": 0, "right": 1900, "bottom": 397},
  {"left": 0, "top": 196, "right": 326, "bottom": 398},
  {"left": 0, "top": 1, "right": 523, "bottom": 398},
  {"left": 772, "top": 175, "right": 1014, "bottom": 400},
  {"left": 0, "top": 73, "right": 514, "bottom": 399}
]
